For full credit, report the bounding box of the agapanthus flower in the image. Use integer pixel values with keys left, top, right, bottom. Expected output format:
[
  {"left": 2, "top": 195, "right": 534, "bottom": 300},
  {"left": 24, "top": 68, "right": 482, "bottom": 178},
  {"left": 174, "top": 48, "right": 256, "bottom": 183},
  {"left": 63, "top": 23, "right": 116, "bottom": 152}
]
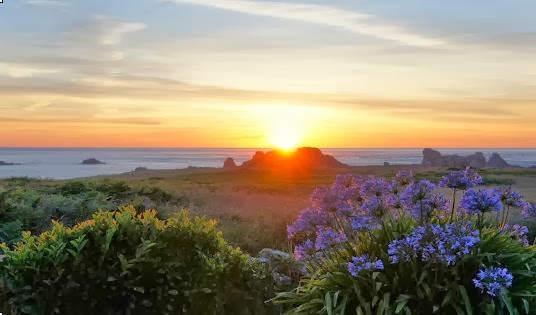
[
  {"left": 394, "top": 170, "right": 414, "bottom": 186},
  {"left": 311, "top": 187, "right": 344, "bottom": 213},
  {"left": 293, "top": 240, "right": 316, "bottom": 261},
  {"left": 351, "top": 216, "right": 378, "bottom": 231},
  {"left": 401, "top": 180, "right": 448, "bottom": 221},
  {"left": 522, "top": 202, "right": 536, "bottom": 218},
  {"left": 460, "top": 189, "right": 503, "bottom": 214},
  {"left": 388, "top": 223, "right": 480, "bottom": 266},
  {"left": 360, "top": 177, "right": 393, "bottom": 198},
  {"left": 348, "top": 255, "right": 384, "bottom": 277},
  {"left": 473, "top": 267, "right": 513, "bottom": 297},
  {"left": 494, "top": 187, "right": 526, "bottom": 208},
  {"left": 502, "top": 224, "right": 529, "bottom": 246},
  {"left": 287, "top": 208, "right": 330, "bottom": 240},
  {"left": 314, "top": 228, "right": 347, "bottom": 251},
  {"left": 440, "top": 167, "right": 483, "bottom": 190}
]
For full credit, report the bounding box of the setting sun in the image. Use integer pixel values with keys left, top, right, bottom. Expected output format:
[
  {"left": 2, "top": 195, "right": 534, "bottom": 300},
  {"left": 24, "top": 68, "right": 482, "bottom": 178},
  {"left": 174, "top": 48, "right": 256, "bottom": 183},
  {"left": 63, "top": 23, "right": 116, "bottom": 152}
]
[{"left": 270, "top": 126, "right": 301, "bottom": 151}]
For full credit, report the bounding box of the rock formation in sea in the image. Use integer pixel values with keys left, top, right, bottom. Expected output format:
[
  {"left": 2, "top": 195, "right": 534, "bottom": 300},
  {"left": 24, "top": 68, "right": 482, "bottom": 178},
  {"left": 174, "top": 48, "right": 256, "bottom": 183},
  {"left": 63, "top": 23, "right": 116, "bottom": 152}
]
[
  {"left": 487, "top": 153, "right": 509, "bottom": 168},
  {"left": 421, "top": 148, "right": 510, "bottom": 168},
  {"left": 0, "top": 161, "right": 19, "bottom": 166},
  {"left": 223, "top": 157, "right": 238, "bottom": 169},
  {"left": 134, "top": 167, "right": 149, "bottom": 172},
  {"left": 240, "top": 147, "right": 348, "bottom": 171},
  {"left": 81, "top": 158, "right": 106, "bottom": 165}
]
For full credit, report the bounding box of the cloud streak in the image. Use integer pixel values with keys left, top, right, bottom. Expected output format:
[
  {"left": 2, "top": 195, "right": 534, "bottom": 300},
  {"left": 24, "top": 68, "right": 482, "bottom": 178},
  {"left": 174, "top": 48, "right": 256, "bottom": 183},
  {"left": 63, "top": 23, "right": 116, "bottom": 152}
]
[
  {"left": 27, "top": 0, "right": 70, "bottom": 7},
  {"left": 171, "top": 0, "right": 445, "bottom": 47},
  {"left": 92, "top": 16, "right": 146, "bottom": 46}
]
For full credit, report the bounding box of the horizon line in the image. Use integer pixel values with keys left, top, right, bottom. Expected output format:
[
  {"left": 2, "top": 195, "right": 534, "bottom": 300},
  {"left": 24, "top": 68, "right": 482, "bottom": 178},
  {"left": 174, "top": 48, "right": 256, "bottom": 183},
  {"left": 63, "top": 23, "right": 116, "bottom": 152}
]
[{"left": 1, "top": 146, "right": 536, "bottom": 150}]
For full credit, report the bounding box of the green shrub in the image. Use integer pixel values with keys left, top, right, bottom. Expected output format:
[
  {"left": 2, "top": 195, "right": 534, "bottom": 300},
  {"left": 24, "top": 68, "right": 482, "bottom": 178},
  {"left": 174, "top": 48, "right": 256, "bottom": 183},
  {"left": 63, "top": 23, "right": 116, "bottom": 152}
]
[{"left": 0, "top": 207, "right": 275, "bottom": 315}]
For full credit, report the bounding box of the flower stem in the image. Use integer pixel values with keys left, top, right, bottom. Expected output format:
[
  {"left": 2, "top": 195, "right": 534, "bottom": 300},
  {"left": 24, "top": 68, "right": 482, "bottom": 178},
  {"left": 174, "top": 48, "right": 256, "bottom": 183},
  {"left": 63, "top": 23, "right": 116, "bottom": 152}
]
[{"left": 449, "top": 189, "right": 457, "bottom": 223}]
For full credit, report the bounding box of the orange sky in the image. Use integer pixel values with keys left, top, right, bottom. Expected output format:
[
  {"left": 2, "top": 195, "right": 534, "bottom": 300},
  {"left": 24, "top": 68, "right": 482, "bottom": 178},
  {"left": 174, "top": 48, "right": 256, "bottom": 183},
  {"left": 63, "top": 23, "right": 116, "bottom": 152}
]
[{"left": 2, "top": 1, "right": 536, "bottom": 148}]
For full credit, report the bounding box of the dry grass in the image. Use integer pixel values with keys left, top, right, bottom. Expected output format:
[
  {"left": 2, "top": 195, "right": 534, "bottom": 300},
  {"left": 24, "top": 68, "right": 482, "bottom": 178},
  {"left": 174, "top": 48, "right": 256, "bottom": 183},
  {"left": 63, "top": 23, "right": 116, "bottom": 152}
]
[{"left": 92, "top": 166, "right": 536, "bottom": 254}]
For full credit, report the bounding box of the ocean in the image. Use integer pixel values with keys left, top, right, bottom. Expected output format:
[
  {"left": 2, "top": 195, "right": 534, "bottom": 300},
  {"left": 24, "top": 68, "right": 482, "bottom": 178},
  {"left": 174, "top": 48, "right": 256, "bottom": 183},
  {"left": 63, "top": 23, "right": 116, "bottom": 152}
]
[{"left": 0, "top": 148, "right": 535, "bottom": 180}]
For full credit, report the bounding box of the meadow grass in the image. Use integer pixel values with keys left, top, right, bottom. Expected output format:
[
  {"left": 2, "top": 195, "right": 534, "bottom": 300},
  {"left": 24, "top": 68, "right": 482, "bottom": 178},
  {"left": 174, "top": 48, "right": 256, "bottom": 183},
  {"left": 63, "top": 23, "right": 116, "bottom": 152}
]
[{"left": 93, "top": 166, "right": 536, "bottom": 254}]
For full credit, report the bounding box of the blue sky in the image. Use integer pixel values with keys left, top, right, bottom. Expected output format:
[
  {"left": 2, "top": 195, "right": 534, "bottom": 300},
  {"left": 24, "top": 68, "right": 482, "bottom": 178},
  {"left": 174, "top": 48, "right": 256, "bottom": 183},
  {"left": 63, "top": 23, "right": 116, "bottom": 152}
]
[{"left": 1, "top": 0, "right": 535, "bottom": 147}]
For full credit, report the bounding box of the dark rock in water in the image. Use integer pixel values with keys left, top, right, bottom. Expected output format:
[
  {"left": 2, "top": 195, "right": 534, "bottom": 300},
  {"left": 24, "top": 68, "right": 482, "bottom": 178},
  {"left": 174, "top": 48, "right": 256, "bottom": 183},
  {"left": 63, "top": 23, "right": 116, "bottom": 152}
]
[
  {"left": 134, "top": 167, "right": 148, "bottom": 172},
  {"left": 487, "top": 153, "right": 509, "bottom": 168},
  {"left": 0, "top": 161, "right": 19, "bottom": 166},
  {"left": 223, "top": 157, "right": 238, "bottom": 169},
  {"left": 384, "top": 161, "right": 390, "bottom": 166},
  {"left": 81, "top": 158, "right": 105, "bottom": 165},
  {"left": 422, "top": 148, "right": 486, "bottom": 168},
  {"left": 422, "top": 149, "right": 509, "bottom": 168},
  {"left": 241, "top": 147, "right": 347, "bottom": 171}
]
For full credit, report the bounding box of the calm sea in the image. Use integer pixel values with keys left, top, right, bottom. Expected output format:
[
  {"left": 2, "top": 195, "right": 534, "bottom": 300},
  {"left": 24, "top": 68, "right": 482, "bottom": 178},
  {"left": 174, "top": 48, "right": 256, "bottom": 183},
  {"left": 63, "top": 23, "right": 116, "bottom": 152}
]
[{"left": 0, "top": 148, "right": 535, "bottom": 180}]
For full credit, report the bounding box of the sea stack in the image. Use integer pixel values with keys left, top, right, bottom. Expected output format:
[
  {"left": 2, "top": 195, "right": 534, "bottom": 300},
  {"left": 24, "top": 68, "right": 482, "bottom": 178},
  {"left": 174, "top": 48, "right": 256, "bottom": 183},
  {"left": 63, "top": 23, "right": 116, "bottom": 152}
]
[
  {"left": 81, "top": 158, "right": 106, "bottom": 165},
  {"left": 223, "top": 157, "right": 238, "bottom": 169},
  {"left": 240, "top": 147, "right": 348, "bottom": 171},
  {"left": 0, "top": 161, "right": 19, "bottom": 166},
  {"left": 421, "top": 149, "right": 510, "bottom": 168}
]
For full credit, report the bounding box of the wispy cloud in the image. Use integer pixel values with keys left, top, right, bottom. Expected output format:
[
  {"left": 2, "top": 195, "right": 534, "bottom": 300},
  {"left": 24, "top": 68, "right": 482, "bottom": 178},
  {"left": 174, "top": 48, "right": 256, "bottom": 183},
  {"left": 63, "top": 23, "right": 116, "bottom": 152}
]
[
  {"left": 92, "top": 16, "right": 146, "bottom": 46},
  {"left": 170, "top": 0, "right": 445, "bottom": 47},
  {"left": 27, "top": 0, "right": 70, "bottom": 7},
  {"left": 0, "top": 62, "right": 58, "bottom": 78}
]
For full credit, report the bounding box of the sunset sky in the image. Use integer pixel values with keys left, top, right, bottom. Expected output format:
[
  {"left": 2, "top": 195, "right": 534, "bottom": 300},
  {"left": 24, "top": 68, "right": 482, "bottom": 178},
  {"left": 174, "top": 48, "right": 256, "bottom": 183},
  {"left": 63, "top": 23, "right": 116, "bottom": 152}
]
[{"left": 1, "top": 0, "right": 535, "bottom": 148}]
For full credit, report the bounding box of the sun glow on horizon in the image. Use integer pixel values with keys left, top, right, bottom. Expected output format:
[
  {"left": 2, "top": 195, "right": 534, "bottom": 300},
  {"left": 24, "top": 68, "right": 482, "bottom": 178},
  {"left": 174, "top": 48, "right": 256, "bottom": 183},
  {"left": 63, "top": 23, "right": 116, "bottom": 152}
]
[{"left": 264, "top": 105, "right": 312, "bottom": 151}]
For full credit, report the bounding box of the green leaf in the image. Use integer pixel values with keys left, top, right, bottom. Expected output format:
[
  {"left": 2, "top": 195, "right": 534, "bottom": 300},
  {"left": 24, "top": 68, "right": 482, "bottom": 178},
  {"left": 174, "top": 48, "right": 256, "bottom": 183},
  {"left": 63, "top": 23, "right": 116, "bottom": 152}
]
[
  {"left": 500, "top": 289, "right": 515, "bottom": 315},
  {"left": 395, "top": 295, "right": 411, "bottom": 314},
  {"left": 325, "top": 292, "right": 333, "bottom": 315},
  {"left": 457, "top": 286, "right": 473, "bottom": 315}
]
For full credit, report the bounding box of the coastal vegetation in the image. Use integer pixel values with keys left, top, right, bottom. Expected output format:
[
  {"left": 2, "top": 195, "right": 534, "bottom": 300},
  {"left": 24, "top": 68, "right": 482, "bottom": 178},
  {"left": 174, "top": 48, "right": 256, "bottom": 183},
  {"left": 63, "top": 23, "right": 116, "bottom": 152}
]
[{"left": 1, "top": 161, "right": 536, "bottom": 314}]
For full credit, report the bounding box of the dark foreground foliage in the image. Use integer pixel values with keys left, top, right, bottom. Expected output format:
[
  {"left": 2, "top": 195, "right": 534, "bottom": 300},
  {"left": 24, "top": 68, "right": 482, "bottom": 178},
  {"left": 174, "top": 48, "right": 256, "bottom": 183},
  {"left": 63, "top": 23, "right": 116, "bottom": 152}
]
[{"left": 0, "top": 207, "right": 276, "bottom": 315}]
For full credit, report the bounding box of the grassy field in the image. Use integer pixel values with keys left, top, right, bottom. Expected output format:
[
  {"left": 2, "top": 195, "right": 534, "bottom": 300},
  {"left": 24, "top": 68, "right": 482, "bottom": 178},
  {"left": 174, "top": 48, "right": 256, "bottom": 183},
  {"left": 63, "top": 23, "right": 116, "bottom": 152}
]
[{"left": 93, "top": 165, "right": 536, "bottom": 254}]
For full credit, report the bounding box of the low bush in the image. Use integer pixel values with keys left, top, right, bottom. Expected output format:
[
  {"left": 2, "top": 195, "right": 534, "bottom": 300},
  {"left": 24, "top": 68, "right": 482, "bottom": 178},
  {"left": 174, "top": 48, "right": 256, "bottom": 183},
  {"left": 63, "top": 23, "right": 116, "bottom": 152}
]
[
  {"left": 275, "top": 168, "right": 536, "bottom": 314},
  {"left": 0, "top": 180, "right": 188, "bottom": 246},
  {"left": 0, "top": 207, "right": 275, "bottom": 315}
]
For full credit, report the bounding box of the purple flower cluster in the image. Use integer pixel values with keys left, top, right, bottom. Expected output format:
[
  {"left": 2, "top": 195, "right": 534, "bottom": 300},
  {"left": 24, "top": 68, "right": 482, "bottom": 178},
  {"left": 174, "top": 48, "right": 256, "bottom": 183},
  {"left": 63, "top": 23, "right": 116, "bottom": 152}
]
[
  {"left": 401, "top": 180, "right": 449, "bottom": 221},
  {"left": 439, "top": 167, "right": 483, "bottom": 190},
  {"left": 394, "top": 170, "right": 414, "bottom": 186},
  {"left": 314, "top": 228, "right": 347, "bottom": 251},
  {"left": 460, "top": 189, "right": 503, "bottom": 214},
  {"left": 473, "top": 267, "right": 513, "bottom": 297},
  {"left": 351, "top": 216, "right": 378, "bottom": 231},
  {"left": 502, "top": 224, "right": 530, "bottom": 246},
  {"left": 387, "top": 224, "right": 480, "bottom": 266},
  {"left": 287, "top": 208, "right": 329, "bottom": 240},
  {"left": 347, "top": 255, "right": 384, "bottom": 277},
  {"left": 522, "top": 202, "right": 536, "bottom": 218},
  {"left": 495, "top": 186, "right": 526, "bottom": 208},
  {"left": 293, "top": 240, "right": 316, "bottom": 261}
]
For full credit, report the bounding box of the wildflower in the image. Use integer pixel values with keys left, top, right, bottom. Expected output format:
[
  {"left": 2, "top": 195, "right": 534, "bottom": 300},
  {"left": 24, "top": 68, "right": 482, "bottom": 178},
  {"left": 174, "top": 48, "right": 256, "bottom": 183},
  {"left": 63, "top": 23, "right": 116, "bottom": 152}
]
[
  {"left": 348, "top": 255, "right": 384, "bottom": 277},
  {"left": 360, "top": 177, "right": 393, "bottom": 198},
  {"left": 439, "top": 167, "right": 482, "bottom": 190},
  {"left": 394, "top": 170, "right": 414, "bottom": 186},
  {"left": 311, "top": 187, "right": 343, "bottom": 213},
  {"left": 287, "top": 208, "right": 329, "bottom": 240},
  {"left": 388, "top": 224, "right": 480, "bottom": 266},
  {"left": 522, "top": 202, "right": 536, "bottom": 218},
  {"left": 314, "top": 228, "right": 347, "bottom": 251},
  {"left": 473, "top": 267, "right": 513, "bottom": 297},
  {"left": 501, "top": 224, "right": 529, "bottom": 246},
  {"left": 494, "top": 187, "right": 526, "bottom": 208},
  {"left": 293, "top": 240, "right": 316, "bottom": 261},
  {"left": 351, "top": 216, "right": 378, "bottom": 231},
  {"left": 460, "top": 189, "right": 503, "bottom": 214},
  {"left": 401, "top": 180, "right": 448, "bottom": 222}
]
